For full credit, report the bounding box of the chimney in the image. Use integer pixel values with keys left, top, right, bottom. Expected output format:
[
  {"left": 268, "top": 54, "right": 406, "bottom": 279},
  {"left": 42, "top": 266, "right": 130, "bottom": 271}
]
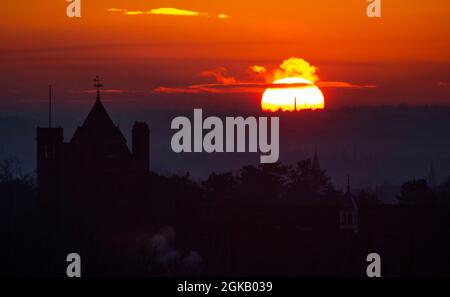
[{"left": 132, "top": 122, "right": 150, "bottom": 172}]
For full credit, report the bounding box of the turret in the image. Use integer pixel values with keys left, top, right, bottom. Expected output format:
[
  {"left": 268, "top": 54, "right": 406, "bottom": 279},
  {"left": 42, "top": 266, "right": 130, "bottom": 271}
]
[
  {"left": 37, "top": 127, "right": 64, "bottom": 222},
  {"left": 340, "top": 176, "right": 358, "bottom": 233}
]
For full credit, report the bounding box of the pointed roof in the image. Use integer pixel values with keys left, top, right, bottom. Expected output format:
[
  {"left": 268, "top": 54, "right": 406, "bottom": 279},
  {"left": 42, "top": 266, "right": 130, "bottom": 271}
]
[
  {"left": 84, "top": 99, "right": 117, "bottom": 132},
  {"left": 71, "top": 77, "right": 126, "bottom": 146},
  {"left": 341, "top": 176, "right": 358, "bottom": 211},
  {"left": 71, "top": 97, "right": 126, "bottom": 143}
]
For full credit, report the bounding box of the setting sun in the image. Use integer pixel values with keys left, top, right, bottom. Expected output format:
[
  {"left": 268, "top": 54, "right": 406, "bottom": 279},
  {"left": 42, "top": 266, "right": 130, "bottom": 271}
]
[{"left": 261, "top": 77, "right": 325, "bottom": 112}]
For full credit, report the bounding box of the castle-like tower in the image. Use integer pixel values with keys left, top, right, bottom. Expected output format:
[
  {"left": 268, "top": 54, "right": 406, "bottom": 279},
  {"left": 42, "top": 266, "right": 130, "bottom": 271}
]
[
  {"left": 37, "top": 77, "right": 150, "bottom": 222},
  {"left": 36, "top": 78, "right": 151, "bottom": 275}
]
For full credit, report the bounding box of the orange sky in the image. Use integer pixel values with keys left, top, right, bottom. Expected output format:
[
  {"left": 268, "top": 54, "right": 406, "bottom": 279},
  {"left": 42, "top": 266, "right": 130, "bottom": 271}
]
[{"left": 0, "top": 0, "right": 449, "bottom": 109}]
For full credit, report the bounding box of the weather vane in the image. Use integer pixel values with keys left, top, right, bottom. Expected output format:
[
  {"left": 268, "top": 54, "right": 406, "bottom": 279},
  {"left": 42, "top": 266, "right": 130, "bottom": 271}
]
[{"left": 93, "top": 75, "right": 103, "bottom": 101}]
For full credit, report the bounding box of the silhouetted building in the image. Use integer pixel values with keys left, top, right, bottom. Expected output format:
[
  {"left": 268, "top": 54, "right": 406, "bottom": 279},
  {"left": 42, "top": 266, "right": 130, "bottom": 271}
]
[
  {"left": 33, "top": 82, "right": 450, "bottom": 277},
  {"left": 37, "top": 93, "right": 150, "bottom": 206},
  {"left": 340, "top": 176, "right": 358, "bottom": 233},
  {"left": 36, "top": 127, "right": 63, "bottom": 225},
  {"left": 36, "top": 82, "right": 151, "bottom": 275}
]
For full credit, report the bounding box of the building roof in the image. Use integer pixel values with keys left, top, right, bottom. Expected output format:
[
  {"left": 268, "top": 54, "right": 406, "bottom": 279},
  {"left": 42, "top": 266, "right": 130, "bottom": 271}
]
[
  {"left": 71, "top": 98, "right": 127, "bottom": 145},
  {"left": 69, "top": 98, "right": 131, "bottom": 166}
]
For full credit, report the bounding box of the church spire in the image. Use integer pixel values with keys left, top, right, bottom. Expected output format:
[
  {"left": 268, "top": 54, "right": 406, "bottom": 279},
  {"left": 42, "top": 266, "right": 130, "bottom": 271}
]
[
  {"left": 312, "top": 147, "right": 320, "bottom": 171},
  {"left": 343, "top": 175, "right": 357, "bottom": 210},
  {"left": 93, "top": 75, "right": 103, "bottom": 101},
  {"left": 340, "top": 174, "right": 358, "bottom": 233}
]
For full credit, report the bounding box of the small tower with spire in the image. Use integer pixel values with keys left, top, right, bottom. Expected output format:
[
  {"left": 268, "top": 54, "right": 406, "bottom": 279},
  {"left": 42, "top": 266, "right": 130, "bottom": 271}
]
[
  {"left": 340, "top": 176, "right": 358, "bottom": 233},
  {"left": 312, "top": 147, "right": 320, "bottom": 172}
]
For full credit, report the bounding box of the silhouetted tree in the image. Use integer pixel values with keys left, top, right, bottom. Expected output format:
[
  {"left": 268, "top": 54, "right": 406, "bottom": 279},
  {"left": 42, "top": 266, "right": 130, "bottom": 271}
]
[
  {"left": 435, "top": 176, "right": 450, "bottom": 209},
  {"left": 164, "top": 173, "right": 205, "bottom": 227},
  {"left": 397, "top": 179, "right": 434, "bottom": 205},
  {"left": 0, "top": 158, "right": 37, "bottom": 276},
  {"left": 238, "top": 162, "right": 288, "bottom": 201},
  {"left": 284, "top": 159, "right": 337, "bottom": 203},
  {"left": 202, "top": 172, "right": 237, "bottom": 200},
  {"left": 355, "top": 190, "right": 381, "bottom": 206},
  {"left": 0, "top": 157, "right": 36, "bottom": 219}
]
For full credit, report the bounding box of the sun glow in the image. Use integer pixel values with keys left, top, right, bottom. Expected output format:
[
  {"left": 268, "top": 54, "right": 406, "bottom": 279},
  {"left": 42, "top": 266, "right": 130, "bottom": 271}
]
[{"left": 261, "top": 77, "right": 325, "bottom": 112}]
